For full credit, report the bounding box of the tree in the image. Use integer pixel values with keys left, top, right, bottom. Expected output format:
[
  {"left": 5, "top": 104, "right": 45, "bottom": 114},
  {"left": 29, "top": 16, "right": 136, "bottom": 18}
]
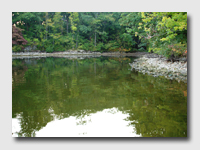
[
  {"left": 69, "top": 12, "right": 79, "bottom": 49},
  {"left": 11, "top": 12, "right": 187, "bottom": 58},
  {"left": 119, "top": 12, "right": 147, "bottom": 51},
  {"left": 138, "top": 12, "right": 187, "bottom": 58},
  {"left": 12, "top": 25, "right": 28, "bottom": 51},
  {"left": 61, "top": 12, "right": 70, "bottom": 35}
]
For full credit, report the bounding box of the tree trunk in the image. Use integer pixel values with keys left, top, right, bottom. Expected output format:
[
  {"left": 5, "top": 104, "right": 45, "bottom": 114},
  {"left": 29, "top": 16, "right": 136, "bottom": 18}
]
[
  {"left": 94, "top": 12, "right": 98, "bottom": 47},
  {"left": 46, "top": 12, "right": 48, "bottom": 40},
  {"left": 61, "top": 25, "right": 63, "bottom": 35},
  {"left": 72, "top": 34, "right": 74, "bottom": 49},
  {"left": 76, "top": 31, "right": 79, "bottom": 49},
  {"left": 95, "top": 32, "right": 96, "bottom": 47},
  {"left": 66, "top": 16, "right": 68, "bottom": 35}
]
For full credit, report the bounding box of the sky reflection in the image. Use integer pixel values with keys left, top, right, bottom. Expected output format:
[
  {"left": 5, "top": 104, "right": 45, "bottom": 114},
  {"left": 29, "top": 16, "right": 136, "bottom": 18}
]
[{"left": 12, "top": 107, "right": 140, "bottom": 137}]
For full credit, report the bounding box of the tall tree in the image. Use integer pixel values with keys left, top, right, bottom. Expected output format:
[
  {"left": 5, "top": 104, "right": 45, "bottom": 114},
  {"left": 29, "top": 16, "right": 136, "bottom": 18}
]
[
  {"left": 69, "top": 12, "right": 79, "bottom": 49},
  {"left": 119, "top": 12, "right": 146, "bottom": 51}
]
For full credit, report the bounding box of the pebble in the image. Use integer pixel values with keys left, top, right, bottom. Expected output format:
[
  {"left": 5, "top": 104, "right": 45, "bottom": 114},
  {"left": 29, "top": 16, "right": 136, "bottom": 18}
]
[{"left": 130, "top": 54, "right": 187, "bottom": 83}]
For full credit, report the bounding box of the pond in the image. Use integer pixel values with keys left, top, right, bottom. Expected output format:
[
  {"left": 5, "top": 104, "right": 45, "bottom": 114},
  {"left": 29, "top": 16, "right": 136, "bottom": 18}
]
[{"left": 12, "top": 56, "right": 187, "bottom": 137}]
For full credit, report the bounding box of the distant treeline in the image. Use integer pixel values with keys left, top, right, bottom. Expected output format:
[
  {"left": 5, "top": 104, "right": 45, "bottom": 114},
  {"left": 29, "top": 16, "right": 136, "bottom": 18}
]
[{"left": 12, "top": 12, "right": 187, "bottom": 58}]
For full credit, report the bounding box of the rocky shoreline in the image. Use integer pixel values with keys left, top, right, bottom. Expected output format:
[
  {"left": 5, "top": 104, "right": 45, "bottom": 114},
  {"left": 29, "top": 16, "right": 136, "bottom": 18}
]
[
  {"left": 129, "top": 53, "right": 187, "bottom": 83},
  {"left": 12, "top": 50, "right": 101, "bottom": 56},
  {"left": 12, "top": 51, "right": 148, "bottom": 58}
]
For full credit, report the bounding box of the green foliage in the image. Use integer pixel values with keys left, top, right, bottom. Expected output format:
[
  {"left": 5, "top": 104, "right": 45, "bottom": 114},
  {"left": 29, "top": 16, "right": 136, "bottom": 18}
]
[
  {"left": 104, "top": 41, "right": 119, "bottom": 51},
  {"left": 12, "top": 45, "right": 23, "bottom": 52},
  {"left": 46, "top": 46, "right": 54, "bottom": 53},
  {"left": 119, "top": 12, "right": 147, "bottom": 52},
  {"left": 69, "top": 12, "right": 79, "bottom": 33},
  {"left": 79, "top": 25, "right": 92, "bottom": 34},
  {"left": 138, "top": 42, "right": 147, "bottom": 51},
  {"left": 78, "top": 39, "right": 94, "bottom": 51},
  {"left": 96, "top": 42, "right": 105, "bottom": 52},
  {"left": 138, "top": 12, "right": 187, "bottom": 58},
  {"left": 12, "top": 12, "right": 187, "bottom": 57}
]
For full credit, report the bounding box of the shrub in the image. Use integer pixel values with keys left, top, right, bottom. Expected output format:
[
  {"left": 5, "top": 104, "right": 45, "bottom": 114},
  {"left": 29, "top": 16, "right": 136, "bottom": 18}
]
[
  {"left": 12, "top": 45, "right": 23, "bottom": 52},
  {"left": 96, "top": 43, "right": 105, "bottom": 52},
  {"left": 46, "top": 46, "right": 54, "bottom": 53}
]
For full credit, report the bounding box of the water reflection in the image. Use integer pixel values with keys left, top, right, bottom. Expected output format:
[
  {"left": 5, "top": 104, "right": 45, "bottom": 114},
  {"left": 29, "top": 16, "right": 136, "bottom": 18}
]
[
  {"left": 33, "top": 108, "right": 140, "bottom": 137},
  {"left": 12, "top": 57, "right": 187, "bottom": 137},
  {"left": 12, "top": 108, "right": 141, "bottom": 137}
]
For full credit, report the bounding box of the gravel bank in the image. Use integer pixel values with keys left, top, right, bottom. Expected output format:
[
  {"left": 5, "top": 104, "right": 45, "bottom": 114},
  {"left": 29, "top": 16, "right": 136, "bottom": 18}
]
[{"left": 129, "top": 53, "right": 187, "bottom": 83}]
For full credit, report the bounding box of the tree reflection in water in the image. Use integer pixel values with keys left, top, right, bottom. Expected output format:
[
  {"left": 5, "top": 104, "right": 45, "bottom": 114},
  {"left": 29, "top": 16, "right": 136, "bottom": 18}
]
[{"left": 12, "top": 57, "right": 187, "bottom": 137}]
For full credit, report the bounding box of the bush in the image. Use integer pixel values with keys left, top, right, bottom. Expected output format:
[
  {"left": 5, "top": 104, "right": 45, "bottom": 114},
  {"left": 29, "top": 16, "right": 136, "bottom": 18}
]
[
  {"left": 46, "top": 46, "right": 54, "bottom": 53},
  {"left": 54, "top": 45, "right": 65, "bottom": 52},
  {"left": 138, "top": 42, "right": 147, "bottom": 51},
  {"left": 105, "top": 41, "right": 120, "bottom": 52},
  {"left": 168, "top": 43, "right": 187, "bottom": 57},
  {"left": 23, "top": 36, "right": 33, "bottom": 46},
  {"left": 96, "top": 43, "right": 105, "bottom": 52},
  {"left": 23, "top": 37, "right": 40, "bottom": 51},
  {"left": 78, "top": 41, "right": 94, "bottom": 51},
  {"left": 12, "top": 45, "right": 23, "bottom": 52},
  {"left": 151, "top": 42, "right": 187, "bottom": 59}
]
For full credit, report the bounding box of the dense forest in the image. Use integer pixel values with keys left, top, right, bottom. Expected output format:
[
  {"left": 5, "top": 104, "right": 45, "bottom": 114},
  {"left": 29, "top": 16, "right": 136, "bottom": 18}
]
[{"left": 12, "top": 12, "right": 187, "bottom": 58}]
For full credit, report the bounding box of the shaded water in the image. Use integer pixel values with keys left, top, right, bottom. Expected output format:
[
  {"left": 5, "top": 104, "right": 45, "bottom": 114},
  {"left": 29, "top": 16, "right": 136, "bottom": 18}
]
[{"left": 12, "top": 57, "right": 187, "bottom": 137}]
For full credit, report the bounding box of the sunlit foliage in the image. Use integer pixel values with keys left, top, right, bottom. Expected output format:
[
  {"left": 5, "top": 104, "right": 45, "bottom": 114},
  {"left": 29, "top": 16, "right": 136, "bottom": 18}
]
[{"left": 12, "top": 12, "right": 187, "bottom": 59}]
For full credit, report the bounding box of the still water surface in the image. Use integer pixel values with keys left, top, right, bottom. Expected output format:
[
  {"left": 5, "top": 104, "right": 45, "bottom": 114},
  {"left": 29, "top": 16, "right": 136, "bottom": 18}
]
[{"left": 12, "top": 56, "right": 187, "bottom": 137}]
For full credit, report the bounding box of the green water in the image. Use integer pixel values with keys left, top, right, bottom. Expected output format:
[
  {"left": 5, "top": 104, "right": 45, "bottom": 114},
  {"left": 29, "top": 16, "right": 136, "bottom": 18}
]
[{"left": 12, "top": 56, "right": 187, "bottom": 137}]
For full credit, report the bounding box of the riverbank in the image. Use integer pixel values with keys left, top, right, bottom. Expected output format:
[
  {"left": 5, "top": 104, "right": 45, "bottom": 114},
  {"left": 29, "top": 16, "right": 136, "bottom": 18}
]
[
  {"left": 12, "top": 50, "right": 101, "bottom": 56},
  {"left": 129, "top": 53, "right": 187, "bottom": 83},
  {"left": 12, "top": 51, "right": 148, "bottom": 58}
]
